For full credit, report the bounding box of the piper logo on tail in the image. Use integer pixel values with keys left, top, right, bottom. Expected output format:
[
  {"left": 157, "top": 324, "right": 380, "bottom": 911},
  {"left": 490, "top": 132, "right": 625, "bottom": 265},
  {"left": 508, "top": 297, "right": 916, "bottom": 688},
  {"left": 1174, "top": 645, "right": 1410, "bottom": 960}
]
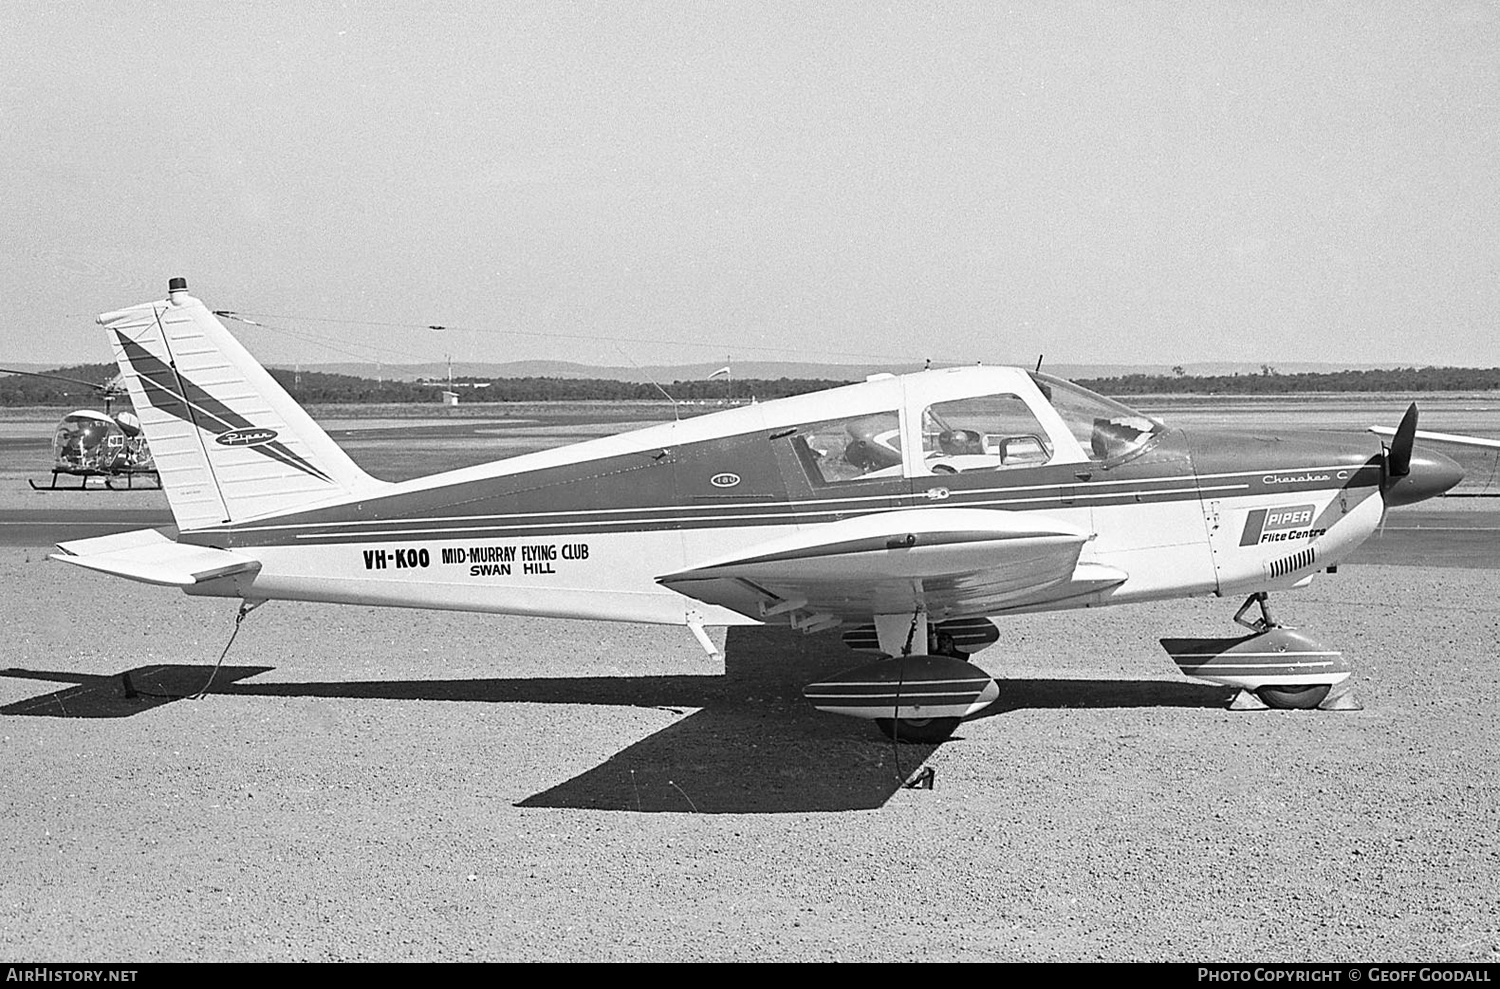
[
  {"left": 1240, "top": 504, "right": 1324, "bottom": 546},
  {"left": 216, "top": 427, "right": 280, "bottom": 447},
  {"left": 113, "top": 331, "right": 334, "bottom": 483}
]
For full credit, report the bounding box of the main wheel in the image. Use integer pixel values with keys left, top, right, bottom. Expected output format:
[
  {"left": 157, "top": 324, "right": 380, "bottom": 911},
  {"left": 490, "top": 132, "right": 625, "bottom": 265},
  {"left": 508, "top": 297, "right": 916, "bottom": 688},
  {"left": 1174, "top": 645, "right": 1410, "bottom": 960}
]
[
  {"left": 874, "top": 716, "right": 961, "bottom": 743},
  {"left": 1256, "top": 684, "right": 1331, "bottom": 710}
]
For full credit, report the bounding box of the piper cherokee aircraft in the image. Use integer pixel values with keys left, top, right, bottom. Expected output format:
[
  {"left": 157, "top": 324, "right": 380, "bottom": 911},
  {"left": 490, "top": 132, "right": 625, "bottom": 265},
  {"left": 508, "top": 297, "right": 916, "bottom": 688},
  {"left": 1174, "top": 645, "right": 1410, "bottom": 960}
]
[{"left": 51, "top": 278, "right": 1467, "bottom": 742}]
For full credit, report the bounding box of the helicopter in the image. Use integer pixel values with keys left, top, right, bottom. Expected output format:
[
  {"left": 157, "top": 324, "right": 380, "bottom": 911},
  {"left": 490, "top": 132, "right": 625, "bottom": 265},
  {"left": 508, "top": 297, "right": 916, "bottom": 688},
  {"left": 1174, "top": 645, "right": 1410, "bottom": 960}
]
[{"left": 0, "top": 366, "right": 159, "bottom": 490}]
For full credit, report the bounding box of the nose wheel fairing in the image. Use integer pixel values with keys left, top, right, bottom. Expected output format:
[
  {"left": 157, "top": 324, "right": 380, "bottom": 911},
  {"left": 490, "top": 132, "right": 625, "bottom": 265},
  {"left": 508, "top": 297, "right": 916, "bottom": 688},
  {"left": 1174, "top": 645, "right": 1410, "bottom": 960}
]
[
  {"left": 1161, "top": 592, "right": 1362, "bottom": 711},
  {"left": 1160, "top": 627, "right": 1351, "bottom": 691}
]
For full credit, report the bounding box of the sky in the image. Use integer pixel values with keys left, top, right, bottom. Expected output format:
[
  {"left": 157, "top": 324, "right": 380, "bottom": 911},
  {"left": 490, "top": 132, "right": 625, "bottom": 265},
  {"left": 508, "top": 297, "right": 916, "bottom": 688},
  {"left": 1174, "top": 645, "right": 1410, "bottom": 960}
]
[{"left": 2, "top": 1, "right": 1497, "bottom": 371}]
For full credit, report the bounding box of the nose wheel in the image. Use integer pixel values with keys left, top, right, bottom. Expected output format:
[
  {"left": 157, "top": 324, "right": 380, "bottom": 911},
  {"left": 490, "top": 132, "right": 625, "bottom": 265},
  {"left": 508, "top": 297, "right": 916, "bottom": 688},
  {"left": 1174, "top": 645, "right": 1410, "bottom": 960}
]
[
  {"left": 1164, "top": 593, "right": 1359, "bottom": 711},
  {"left": 873, "top": 716, "right": 961, "bottom": 744},
  {"left": 1234, "top": 593, "right": 1342, "bottom": 710},
  {"left": 1255, "top": 683, "right": 1331, "bottom": 710}
]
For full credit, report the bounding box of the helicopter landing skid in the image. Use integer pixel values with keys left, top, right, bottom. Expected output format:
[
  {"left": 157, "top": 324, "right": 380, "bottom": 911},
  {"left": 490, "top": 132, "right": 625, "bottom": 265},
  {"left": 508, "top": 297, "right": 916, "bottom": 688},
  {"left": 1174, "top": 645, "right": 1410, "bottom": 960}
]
[{"left": 28, "top": 469, "right": 161, "bottom": 491}]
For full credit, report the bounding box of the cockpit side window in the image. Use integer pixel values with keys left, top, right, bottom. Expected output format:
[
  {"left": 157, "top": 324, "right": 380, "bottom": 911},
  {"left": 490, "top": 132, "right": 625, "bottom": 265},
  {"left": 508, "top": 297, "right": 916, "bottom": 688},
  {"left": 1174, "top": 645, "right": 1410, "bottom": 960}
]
[
  {"left": 787, "top": 412, "right": 904, "bottom": 485},
  {"left": 919, "top": 394, "right": 1054, "bottom": 473},
  {"left": 1030, "top": 372, "right": 1163, "bottom": 462}
]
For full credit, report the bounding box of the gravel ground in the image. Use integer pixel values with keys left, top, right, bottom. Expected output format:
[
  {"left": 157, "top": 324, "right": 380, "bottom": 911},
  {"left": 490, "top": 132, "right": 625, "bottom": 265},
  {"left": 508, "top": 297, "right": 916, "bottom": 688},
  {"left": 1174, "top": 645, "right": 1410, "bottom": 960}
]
[{"left": 2, "top": 550, "right": 1497, "bottom": 962}]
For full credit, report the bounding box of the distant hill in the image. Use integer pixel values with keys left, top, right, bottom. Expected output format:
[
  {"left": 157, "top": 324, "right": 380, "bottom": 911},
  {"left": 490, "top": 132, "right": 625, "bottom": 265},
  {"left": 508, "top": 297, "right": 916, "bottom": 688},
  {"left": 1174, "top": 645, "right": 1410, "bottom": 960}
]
[
  {"left": 298, "top": 359, "right": 921, "bottom": 383},
  {"left": 7, "top": 357, "right": 1479, "bottom": 385},
  {"left": 286, "top": 359, "right": 1431, "bottom": 384}
]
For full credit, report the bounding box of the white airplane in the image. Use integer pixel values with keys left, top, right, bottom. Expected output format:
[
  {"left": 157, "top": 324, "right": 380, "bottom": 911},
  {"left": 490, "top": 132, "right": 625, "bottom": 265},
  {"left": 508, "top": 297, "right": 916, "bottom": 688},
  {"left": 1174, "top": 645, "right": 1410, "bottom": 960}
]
[{"left": 52, "top": 279, "right": 1468, "bottom": 742}]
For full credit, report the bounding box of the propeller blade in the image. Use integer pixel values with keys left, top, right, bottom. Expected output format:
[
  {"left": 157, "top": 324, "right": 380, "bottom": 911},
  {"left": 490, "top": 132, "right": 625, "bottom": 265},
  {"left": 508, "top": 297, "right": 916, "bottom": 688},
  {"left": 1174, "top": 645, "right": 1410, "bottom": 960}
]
[{"left": 1387, "top": 402, "right": 1417, "bottom": 478}]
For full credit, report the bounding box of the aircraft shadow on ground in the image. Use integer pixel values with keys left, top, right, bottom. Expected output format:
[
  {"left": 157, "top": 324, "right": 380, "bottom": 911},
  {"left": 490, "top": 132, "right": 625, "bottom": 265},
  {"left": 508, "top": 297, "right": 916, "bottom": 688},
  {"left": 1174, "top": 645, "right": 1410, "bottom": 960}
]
[
  {"left": 0, "top": 665, "right": 275, "bottom": 718},
  {"left": 1, "top": 626, "right": 1232, "bottom": 813},
  {"left": 974, "top": 677, "right": 1234, "bottom": 718}
]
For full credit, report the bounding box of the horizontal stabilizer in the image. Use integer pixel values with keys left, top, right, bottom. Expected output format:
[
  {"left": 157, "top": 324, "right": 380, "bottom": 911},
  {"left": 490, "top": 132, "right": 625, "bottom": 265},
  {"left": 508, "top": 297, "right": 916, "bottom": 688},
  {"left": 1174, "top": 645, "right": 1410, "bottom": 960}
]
[{"left": 52, "top": 528, "right": 260, "bottom": 588}]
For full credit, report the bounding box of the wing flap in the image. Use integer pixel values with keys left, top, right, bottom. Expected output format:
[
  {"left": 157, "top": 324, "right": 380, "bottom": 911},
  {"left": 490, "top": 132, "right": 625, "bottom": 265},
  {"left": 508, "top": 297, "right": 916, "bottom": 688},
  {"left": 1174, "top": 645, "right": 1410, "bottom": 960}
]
[{"left": 52, "top": 528, "right": 260, "bottom": 587}]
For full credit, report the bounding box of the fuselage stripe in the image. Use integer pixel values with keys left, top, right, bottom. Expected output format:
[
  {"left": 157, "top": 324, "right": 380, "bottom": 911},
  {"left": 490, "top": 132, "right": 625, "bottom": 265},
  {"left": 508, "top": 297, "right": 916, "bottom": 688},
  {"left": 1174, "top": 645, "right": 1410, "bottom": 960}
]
[
  {"left": 199, "top": 463, "right": 1374, "bottom": 537},
  {"left": 180, "top": 454, "right": 1380, "bottom": 548},
  {"left": 225, "top": 482, "right": 1268, "bottom": 544}
]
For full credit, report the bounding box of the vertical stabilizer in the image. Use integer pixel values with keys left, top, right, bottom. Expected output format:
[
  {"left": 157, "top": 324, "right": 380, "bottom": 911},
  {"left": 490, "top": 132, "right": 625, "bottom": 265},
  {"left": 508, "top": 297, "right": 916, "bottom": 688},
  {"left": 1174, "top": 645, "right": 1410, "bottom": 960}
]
[{"left": 98, "top": 278, "right": 386, "bottom": 531}]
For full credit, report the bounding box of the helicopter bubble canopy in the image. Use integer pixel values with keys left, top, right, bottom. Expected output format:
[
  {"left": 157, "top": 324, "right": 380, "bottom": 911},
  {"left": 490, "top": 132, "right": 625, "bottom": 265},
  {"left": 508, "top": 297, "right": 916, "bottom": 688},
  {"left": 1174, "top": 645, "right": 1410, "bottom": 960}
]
[
  {"left": 54, "top": 411, "right": 123, "bottom": 472},
  {"left": 51, "top": 410, "right": 154, "bottom": 474}
]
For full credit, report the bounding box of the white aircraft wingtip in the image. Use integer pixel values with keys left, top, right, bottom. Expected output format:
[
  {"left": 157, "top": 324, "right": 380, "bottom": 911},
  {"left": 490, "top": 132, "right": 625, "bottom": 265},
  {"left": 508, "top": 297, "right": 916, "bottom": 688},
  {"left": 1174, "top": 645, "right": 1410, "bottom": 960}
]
[{"left": 1371, "top": 425, "right": 1500, "bottom": 450}]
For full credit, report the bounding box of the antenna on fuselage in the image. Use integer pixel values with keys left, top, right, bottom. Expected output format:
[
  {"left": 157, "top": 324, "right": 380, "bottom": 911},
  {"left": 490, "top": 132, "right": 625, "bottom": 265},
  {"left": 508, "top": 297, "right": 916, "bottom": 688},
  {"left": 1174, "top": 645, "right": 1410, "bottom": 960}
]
[
  {"left": 1035, "top": 354, "right": 1044, "bottom": 373},
  {"left": 611, "top": 342, "right": 680, "bottom": 421}
]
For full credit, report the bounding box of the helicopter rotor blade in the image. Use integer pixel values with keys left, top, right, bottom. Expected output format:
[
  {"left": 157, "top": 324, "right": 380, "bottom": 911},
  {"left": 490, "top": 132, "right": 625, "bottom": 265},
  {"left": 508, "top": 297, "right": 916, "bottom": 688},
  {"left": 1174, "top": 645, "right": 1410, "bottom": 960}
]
[{"left": 0, "top": 366, "right": 119, "bottom": 393}]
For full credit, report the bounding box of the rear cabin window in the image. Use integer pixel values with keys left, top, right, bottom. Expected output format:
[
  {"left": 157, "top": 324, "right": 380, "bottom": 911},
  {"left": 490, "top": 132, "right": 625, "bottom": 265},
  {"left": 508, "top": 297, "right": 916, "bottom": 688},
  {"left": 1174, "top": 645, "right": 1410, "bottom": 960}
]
[
  {"left": 787, "top": 413, "right": 903, "bottom": 484},
  {"left": 920, "top": 395, "right": 1054, "bottom": 473}
]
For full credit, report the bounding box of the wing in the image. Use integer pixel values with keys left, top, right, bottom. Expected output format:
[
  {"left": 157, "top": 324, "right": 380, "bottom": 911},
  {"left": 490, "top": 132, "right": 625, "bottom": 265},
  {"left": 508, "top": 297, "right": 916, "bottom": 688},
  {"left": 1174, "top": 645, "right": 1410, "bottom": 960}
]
[
  {"left": 1369, "top": 425, "right": 1500, "bottom": 450},
  {"left": 657, "top": 508, "right": 1126, "bottom": 629}
]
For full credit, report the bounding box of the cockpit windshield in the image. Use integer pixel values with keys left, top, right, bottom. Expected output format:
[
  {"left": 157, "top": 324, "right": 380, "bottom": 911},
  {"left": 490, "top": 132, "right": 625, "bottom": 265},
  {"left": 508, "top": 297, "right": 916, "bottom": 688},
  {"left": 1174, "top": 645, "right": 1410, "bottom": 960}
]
[{"left": 1030, "top": 372, "right": 1164, "bottom": 462}]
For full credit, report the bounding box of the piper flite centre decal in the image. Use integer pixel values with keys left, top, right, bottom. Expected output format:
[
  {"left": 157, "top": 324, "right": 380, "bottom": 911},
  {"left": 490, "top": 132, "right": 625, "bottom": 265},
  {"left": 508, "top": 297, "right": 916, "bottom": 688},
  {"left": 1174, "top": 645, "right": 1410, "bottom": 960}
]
[{"left": 1239, "top": 504, "right": 1326, "bottom": 546}]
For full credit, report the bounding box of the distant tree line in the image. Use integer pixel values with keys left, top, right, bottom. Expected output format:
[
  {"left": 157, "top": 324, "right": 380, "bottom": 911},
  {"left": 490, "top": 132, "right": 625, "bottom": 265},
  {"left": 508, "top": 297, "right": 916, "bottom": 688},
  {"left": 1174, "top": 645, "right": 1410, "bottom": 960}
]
[
  {"left": 268, "top": 369, "right": 444, "bottom": 403},
  {"left": 274, "top": 373, "right": 859, "bottom": 403},
  {"left": 0, "top": 363, "right": 120, "bottom": 405},
  {"left": 1074, "top": 367, "right": 1500, "bottom": 395},
  {"left": 0, "top": 363, "right": 857, "bottom": 406},
  {"left": 439, "top": 376, "right": 854, "bottom": 402},
  {"left": 6, "top": 362, "right": 1499, "bottom": 407}
]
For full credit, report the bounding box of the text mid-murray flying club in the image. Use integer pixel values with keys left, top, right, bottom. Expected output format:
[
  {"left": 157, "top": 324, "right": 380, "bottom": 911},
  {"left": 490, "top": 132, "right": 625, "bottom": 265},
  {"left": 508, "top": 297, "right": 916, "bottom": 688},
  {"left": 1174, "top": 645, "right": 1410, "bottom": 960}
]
[{"left": 51, "top": 279, "right": 1471, "bottom": 742}]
